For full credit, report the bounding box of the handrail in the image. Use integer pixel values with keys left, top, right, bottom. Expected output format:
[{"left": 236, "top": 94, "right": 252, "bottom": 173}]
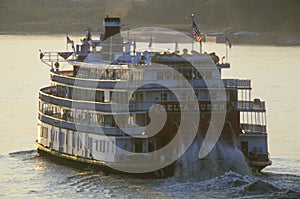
[
  {"left": 52, "top": 72, "right": 253, "bottom": 90},
  {"left": 241, "top": 123, "right": 266, "bottom": 133},
  {"left": 39, "top": 112, "right": 147, "bottom": 136},
  {"left": 51, "top": 73, "right": 119, "bottom": 89},
  {"left": 39, "top": 86, "right": 155, "bottom": 112},
  {"left": 39, "top": 112, "right": 124, "bottom": 136},
  {"left": 233, "top": 100, "right": 266, "bottom": 112},
  {"left": 223, "top": 79, "right": 251, "bottom": 89},
  {"left": 40, "top": 51, "right": 75, "bottom": 67},
  {"left": 39, "top": 86, "right": 111, "bottom": 111}
]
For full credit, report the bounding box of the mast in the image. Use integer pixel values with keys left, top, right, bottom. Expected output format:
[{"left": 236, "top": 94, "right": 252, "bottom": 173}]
[{"left": 191, "top": 14, "right": 194, "bottom": 51}]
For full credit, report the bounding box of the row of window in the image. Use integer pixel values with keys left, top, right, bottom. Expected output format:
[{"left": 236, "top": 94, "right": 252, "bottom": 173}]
[
  {"left": 39, "top": 101, "right": 147, "bottom": 127},
  {"left": 40, "top": 125, "right": 115, "bottom": 153},
  {"left": 240, "top": 111, "right": 267, "bottom": 126},
  {"left": 76, "top": 68, "right": 143, "bottom": 81},
  {"left": 75, "top": 67, "right": 215, "bottom": 82},
  {"left": 95, "top": 140, "right": 115, "bottom": 153},
  {"left": 49, "top": 84, "right": 224, "bottom": 104},
  {"left": 156, "top": 69, "right": 212, "bottom": 80}
]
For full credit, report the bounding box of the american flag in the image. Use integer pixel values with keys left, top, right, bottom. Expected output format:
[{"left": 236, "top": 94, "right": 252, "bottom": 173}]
[
  {"left": 67, "top": 36, "right": 73, "bottom": 44},
  {"left": 88, "top": 39, "right": 95, "bottom": 47},
  {"left": 192, "top": 21, "right": 202, "bottom": 43}
]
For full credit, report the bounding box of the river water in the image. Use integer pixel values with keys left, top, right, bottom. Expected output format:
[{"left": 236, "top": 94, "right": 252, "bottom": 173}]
[{"left": 0, "top": 35, "right": 299, "bottom": 198}]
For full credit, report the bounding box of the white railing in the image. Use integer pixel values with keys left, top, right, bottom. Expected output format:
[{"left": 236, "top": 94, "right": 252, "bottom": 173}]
[
  {"left": 234, "top": 101, "right": 266, "bottom": 111},
  {"left": 241, "top": 123, "right": 266, "bottom": 133},
  {"left": 223, "top": 79, "right": 251, "bottom": 89},
  {"left": 40, "top": 51, "right": 75, "bottom": 67}
]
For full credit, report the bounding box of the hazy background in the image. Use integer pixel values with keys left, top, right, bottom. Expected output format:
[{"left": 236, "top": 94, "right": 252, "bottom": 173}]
[{"left": 0, "top": 0, "right": 299, "bottom": 39}]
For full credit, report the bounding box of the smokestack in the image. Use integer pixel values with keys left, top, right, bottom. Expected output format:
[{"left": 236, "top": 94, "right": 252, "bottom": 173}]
[
  {"left": 101, "top": 15, "right": 123, "bottom": 60},
  {"left": 103, "top": 15, "right": 121, "bottom": 40}
]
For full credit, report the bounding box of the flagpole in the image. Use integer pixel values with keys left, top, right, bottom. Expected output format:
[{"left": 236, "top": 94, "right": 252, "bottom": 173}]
[
  {"left": 191, "top": 14, "right": 194, "bottom": 51},
  {"left": 133, "top": 37, "right": 136, "bottom": 55},
  {"left": 66, "top": 33, "right": 68, "bottom": 52},
  {"left": 225, "top": 34, "right": 229, "bottom": 63},
  {"left": 109, "top": 36, "right": 112, "bottom": 61},
  {"left": 226, "top": 40, "right": 228, "bottom": 63},
  {"left": 200, "top": 41, "right": 202, "bottom": 54},
  {"left": 148, "top": 33, "right": 153, "bottom": 52}
]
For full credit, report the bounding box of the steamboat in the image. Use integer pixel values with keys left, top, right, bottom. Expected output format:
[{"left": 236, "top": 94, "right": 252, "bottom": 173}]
[{"left": 36, "top": 16, "right": 271, "bottom": 177}]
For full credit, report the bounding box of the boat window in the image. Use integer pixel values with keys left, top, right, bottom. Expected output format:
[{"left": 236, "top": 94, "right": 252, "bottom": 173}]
[
  {"left": 116, "top": 70, "right": 123, "bottom": 79},
  {"left": 95, "top": 91, "right": 104, "bottom": 102},
  {"left": 102, "top": 141, "right": 106, "bottom": 152},
  {"left": 129, "top": 114, "right": 134, "bottom": 125},
  {"left": 72, "top": 132, "right": 76, "bottom": 148},
  {"left": 51, "top": 129, "right": 55, "bottom": 142},
  {"left": 241, "top": 141, "right": 248, "bottom": 155},
  {"left": 106, "top": 141, "right": 110, "bottom": 153},
  {"left": 136, "top": 92, "right": 144, "bottom": 102},
  {"left": 130, "top": 92, "right": 143, "bottom": 102},
  {"left": 66, "top": 131, "right": 69, "bottom": 145},
  {"left": 168, "top": 92, "right": 177, "bottom": 101},
  {"left": 54, "top": 130, "right": 57, "bottom": 142},
  {"left": 161, "top": 92, "right": 168, "bottom": 101},
  {"left": 135, "top": 140, "right": 142, "bottom": 153},
  {"left": 180, "top": 92, "right": 187, "bottom": 101},
  {"left": 111, "top": 141, "right": 114, "bottom": 153},
  {"left": 135, "top": 114, "right": 146, "bottom": 126},
  {"left": 148, "top": 142, "right": 154, "bottom": 152},
  {"left": 210, "top": 91, "right": 217, "bottom": 101},
  {"left": 104, "top": 115, "right": 112, "bottom": 126},
  {"left": 157, "top": 71, "right": 163, "bottom": 80},
  {"left": 200, "top": 91, "right": 207, "bottom": 100},
  {"left": 41, "top": 126, "right": 48, "bottom": 138},
  {"left": 96, "top": 140, "right": 99, "bottom": 151},
  {"left": 197, "top": 71, "right": 203, "bottom": 79},
  {"left": 115, "top": 115, "right": 127, "bottom": 127},
  {"left": 77, "top": 135, "right": 83, "bottom": 149},
  {"left": 173, "top": 70, "right": 180, "bottom": 79},
  {"left": 59, "top": 131, "right": 65, "bottom": 145},
  {"left": 96, "top": 46, "right": 102, "bottom": 52},
  {"left": 99, "top": 140, "right": 103, "bottom": 152},
  {"left": 89, "top": 46, "right": 93, "bottom": 52},
  {"left": 182, "top": 69, "right": 191, "bottom": 79},
  {"left": 194, "top": 90, "right": 199, "bottom": 100},
  {"left": 88, "top": 137, "right": 93, "bottom": 151},
  {"left": 205, "top": 71, "right": 212, "bottom": 79}
]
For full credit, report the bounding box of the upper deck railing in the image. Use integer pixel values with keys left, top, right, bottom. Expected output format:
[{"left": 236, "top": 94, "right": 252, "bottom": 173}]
[
  {"left": 39, "top": 112, "right": 146, "bottom": 136},
  {"left": 233, "top": 100, "right": 266, "bottom": 112},
  {"left": 223, "top": 79, "right": 251, "bottom": 89},
  {"left": 39, "top": 86, "right": 160, "bottom": 112},
  {"left": 40, "top": 51, "right": 75, "bottom": 67},
  {"left": 51, "top": 72, "right": 251, "bottom": 90},
  {"left": 240, "top": 124, "right": 266, "bottom": 134}
]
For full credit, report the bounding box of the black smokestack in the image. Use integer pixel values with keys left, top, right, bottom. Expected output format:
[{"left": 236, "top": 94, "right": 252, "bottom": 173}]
[{"left": 103, "top": 15, "right": 121, "bottom": 40}]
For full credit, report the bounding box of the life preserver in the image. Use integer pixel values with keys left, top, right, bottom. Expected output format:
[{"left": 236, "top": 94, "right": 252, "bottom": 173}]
[{"left": 164, "top": 71, "right": 172, "bottom": 79}]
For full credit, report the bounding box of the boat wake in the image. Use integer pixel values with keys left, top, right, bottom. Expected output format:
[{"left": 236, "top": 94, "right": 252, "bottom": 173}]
[
  {"left": 174, "top": 134, "right": 252, "bottom": 181},
  {"left": 2, "top": 148, "right": 300, "bottom": 198},
  {"left": 165, "top": 134, "right": 300, "bottom": 197},
  {"left": 8, "top": 149, "right": 36, "bottom": 157},
  {"left": 158, "top": 171, "right": 300, "bottom": 198}
]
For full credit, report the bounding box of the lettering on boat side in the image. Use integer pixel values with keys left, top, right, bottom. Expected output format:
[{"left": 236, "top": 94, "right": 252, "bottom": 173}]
[
  {"left": 72, "top": 27, "right": 227, "bottom": 173},
  {"left": 159, "top": 103, "right": 226, "bottom": 112}
]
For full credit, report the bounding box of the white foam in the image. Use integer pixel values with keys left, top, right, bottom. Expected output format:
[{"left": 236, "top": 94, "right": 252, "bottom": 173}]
[{"left": 174, "top": 135, "right": 252, "bottom": 181}]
